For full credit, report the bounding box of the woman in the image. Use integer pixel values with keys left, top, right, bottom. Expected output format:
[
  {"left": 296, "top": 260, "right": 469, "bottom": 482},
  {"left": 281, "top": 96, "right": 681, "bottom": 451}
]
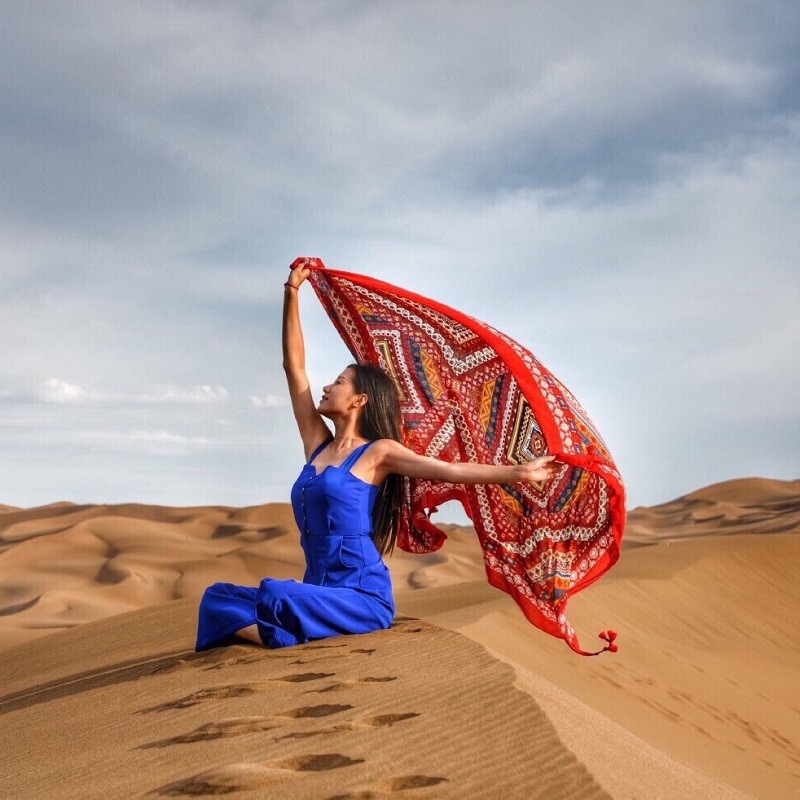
[{"left": 195, "top": 260, "right": 558, "bottom": 651}]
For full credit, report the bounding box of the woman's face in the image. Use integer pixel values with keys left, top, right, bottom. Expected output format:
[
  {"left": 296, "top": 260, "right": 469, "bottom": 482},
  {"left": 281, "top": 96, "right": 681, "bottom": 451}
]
[{"left": 319, "top": 368, "right": 364, "bottom": 416}]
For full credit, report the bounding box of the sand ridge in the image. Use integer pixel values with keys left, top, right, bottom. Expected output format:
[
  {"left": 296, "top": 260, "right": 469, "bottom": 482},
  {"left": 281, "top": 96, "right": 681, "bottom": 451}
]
[{"left": 0, "top": 603, "right": 608, "bottom": 800}]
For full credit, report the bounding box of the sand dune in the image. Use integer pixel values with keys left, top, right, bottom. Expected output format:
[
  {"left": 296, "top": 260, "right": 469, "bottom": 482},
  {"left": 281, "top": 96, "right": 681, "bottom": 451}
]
[
  {"left": 1, "top": 477, "right": 798, "bottom": 797},
  {"left": 0, "top": 604, "right": 615, "bottom": 800},
  {"left": 0, "top": 501, "right": 300, "bottom": 651},
  {"left": 624, "top": 477, "right": 800, "bottom": 544}
]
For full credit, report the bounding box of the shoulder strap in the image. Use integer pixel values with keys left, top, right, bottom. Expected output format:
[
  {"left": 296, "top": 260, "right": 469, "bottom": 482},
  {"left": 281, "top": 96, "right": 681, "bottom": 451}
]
[
  {"left": 340, "top": 440, "right": 376, "bottom": 471},
  {"left": 307, "top": 438, "right": 333, "bottom": 464}
]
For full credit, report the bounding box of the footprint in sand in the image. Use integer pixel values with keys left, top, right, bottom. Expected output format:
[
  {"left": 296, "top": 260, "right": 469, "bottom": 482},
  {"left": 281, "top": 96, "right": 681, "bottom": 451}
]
[
  {"left": 141, "top": 717, "right": 280, "bottom": 748},
  {"left": 279, "top": 704, "right": 354, "bottom": 719},
  {"left": 139, "top": 684, "right": 267, "bottom": 713},
  {"left": 144, "top": 653, "right": 209, "bottom": 676},
  {"left": 202, "top": 652, "right": 267, "bottom": 671},
  {"left": 155, "top": 754, "right": 365, "bottom": 796},
  {"left": 290, "top": 655, "right": 347, "bottom": 666},
  {"left": 141, "top": 705, "right": 353, "bottom": 749},
  {"left": 276, "top": 753, "right": 364, "bottom": 771},
  {"left": 596, "top": 673, "right": 623, "bottom": 690},
  {"left": 352, "top": 713, "right": 419, "bottom": 729},
  {"left": 382, "top": 775, "right": 447, "bottom": 790},
  {"left": 149, "top": 646, "right": 264, "bottom": 674},
  {"left": 289, "top": 642, "right": 380, "bottom": 665},
  {"left": 278, "top": 671, "right": 337, "bottom": 683},
  {"left": 276, "top": 712, "right": 420, "bottom": 741},
  {"left": 313, "top": 676, "right": 397, "bottom": 694},
  {"left": 139, "top": 673, "right": 336, "bottom": 713},
  {"left": 390, "top": 618, "right": 424, "bottom": 634},
  {"left": 325, "top": 774, "right": 448, "bottom": 799}
]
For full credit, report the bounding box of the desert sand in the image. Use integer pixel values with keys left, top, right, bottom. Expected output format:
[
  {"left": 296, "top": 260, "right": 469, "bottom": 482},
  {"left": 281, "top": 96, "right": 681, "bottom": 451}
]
[{"left": 0, "top": 477, "right": 798, "bottom": 798}]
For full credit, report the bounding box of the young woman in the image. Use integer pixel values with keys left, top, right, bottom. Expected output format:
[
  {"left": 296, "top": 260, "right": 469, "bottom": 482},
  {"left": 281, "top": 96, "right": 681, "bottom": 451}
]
[{"left": 195, "top": 261, "right": 557, "bottom": 650}]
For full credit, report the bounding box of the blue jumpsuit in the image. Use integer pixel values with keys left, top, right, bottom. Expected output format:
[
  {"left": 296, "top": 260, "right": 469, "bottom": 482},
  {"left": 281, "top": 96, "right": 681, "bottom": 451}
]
[{"left": 195, "top": 440, "right": 395, "bottom": 650}]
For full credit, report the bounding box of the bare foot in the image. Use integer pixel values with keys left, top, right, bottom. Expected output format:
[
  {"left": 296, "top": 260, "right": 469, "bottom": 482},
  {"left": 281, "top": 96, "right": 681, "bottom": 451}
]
[{"left": 234, "top": 624, "right": 263, "bottom": 645}]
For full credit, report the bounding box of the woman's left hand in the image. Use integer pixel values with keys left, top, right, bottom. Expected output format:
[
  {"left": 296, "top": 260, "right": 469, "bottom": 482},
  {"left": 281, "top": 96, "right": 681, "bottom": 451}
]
[
  {"left": 520, "top": 455, "right": 560, "bottom": 482},
  {"left": 287, "top": 258, "right": 314, "bottom": 289}
]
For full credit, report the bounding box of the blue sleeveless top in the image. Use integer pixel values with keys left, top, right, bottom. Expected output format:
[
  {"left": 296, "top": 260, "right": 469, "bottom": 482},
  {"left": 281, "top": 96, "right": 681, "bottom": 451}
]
[{"left": 289, "top": 440, "right": 392, "bottom": 600}]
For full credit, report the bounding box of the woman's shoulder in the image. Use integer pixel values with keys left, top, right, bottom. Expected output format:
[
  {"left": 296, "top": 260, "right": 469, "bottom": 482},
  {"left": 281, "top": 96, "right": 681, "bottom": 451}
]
[
  {"left": 367, "top": 438, "right": 405, "bottom": 455},
  {"left": 358, "top": 438, "right": 404, "bottom": 468},
  {"left": 365, "top": 439, "right": 415, "bottom": 474}
]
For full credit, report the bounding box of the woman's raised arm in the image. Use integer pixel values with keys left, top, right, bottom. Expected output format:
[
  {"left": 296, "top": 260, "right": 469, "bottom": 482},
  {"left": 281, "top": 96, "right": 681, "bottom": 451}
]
[{"left": 282, "top": 261, "right": 331, "bottom": 458}]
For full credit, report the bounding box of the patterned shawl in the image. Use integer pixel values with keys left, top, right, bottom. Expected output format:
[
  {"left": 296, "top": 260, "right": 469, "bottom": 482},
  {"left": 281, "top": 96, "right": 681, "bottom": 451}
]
[{"left": 293, "top": 258, "right": 626, "bottom": 655}]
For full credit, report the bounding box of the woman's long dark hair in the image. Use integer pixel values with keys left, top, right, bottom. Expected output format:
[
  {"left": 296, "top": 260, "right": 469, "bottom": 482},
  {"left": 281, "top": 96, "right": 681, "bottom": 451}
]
[{"left": 349, "top": 363, "right": 405, "bottom": 555}]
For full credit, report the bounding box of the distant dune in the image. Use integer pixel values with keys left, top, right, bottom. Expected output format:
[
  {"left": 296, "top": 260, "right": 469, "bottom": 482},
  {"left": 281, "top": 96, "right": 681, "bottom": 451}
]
[
  {"left": 1, "top": 477, "right": 798, "bottom": 798},
  {"left": 624, "top": 476, "right": 800, "bottom": 543}
]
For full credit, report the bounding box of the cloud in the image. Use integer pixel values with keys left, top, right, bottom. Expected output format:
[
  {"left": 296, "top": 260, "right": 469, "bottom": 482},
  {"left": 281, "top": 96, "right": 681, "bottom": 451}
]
[
  {"left": 141, "top": 386, "right": 231, "bottom": 405},
  {"left": 2, "top": 2, "right": 796, "bottom": 245},
  {"left": 0, "top": 1, "right": 797, "bottom": 508},
  {"left": 68, "top": 429, "right": 213, "bottom": 457},
  {"left": 0, "top": 378, "right": 231, "bottom": 406},
  {"left": 249, "top": 393, "right": 287, "bottom": 409},
  {"left": 40, "top": 378, "right": 93, "bottom": 404}
]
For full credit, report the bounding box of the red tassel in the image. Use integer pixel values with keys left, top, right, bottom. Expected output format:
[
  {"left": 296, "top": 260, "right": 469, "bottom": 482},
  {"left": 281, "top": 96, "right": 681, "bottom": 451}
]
[
  {"left": 564, "top": 628, "right": 619, "bottom": 656},
  {"left": 596, "top": 630, "right": 618, "bottom": 653}
]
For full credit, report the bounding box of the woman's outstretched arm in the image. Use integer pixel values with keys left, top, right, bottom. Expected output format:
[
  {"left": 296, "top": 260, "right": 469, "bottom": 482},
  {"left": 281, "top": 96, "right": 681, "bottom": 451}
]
[
  {"left": 282, "top": 262, "right": 331, "bottom": 458},
  {"left": 367, "top": 439, "right": 560, "bottom": 486}
]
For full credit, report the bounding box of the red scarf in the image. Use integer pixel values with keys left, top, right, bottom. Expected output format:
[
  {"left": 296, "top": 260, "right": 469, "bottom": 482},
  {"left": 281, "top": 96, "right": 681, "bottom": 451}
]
[{"left": 294, "top": 258, "right": 625, "bottom": 655}]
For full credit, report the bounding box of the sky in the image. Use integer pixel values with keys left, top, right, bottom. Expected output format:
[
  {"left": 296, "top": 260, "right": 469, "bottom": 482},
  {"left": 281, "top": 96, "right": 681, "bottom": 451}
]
[{"left": 1, "top": 1, "right": 798, "bottom": 518}]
